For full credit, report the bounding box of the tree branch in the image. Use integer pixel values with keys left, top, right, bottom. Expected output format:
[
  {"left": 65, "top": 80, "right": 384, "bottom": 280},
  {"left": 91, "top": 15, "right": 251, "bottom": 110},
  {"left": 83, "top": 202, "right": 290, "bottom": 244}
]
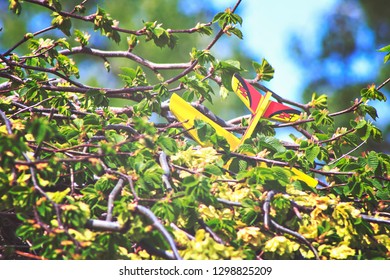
[
  {"left": 106, "top": 178, "right": 125, "bottom": 222},
  {"left": 135, "top": 204, "right": 182, "bottom": 260},
  {"left": 60, "top": 47, "right": 191, "bottom": 71}
]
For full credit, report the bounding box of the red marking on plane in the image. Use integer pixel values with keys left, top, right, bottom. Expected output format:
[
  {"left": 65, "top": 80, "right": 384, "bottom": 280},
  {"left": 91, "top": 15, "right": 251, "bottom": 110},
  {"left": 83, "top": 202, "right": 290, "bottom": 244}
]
[
  {"left": 238, "top": 85, "right": 248, "bottom": 98},
  {"left": 278, "top": 112, "right": 292, "bottom": 120}
]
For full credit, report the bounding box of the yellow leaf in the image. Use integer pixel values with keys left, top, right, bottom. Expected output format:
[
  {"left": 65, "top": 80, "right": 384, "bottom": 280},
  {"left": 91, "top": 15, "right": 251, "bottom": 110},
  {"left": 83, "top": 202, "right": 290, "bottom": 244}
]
[
  {"left": 25, "top": 133, "right": 35, "bottom": 141},
  {"left": 237, "top": 226, "right": 264, "bottom": 247},
  {"left": 88, "top": 157, "right": 100, "bottom": 165},
  {"left": 60, "top": 240, "right": 74, "bottom": 246},
  {"left": 264, "top": 236, "right": 299, "bottom": 255},
  {"left": 15, "top": 164, "right": 29, "bottom": 172},
  {"left": 11, "top": 120, "right": 25, "bottom": 131},
  {"left": 5, "top": 151, "right": 14, "bottom": 157},
  {"left": 329, "top": 244, "right": 355, "bottom": 259},
  {"left": 36, "top": 162, "right": 49, "bottom": 170}
]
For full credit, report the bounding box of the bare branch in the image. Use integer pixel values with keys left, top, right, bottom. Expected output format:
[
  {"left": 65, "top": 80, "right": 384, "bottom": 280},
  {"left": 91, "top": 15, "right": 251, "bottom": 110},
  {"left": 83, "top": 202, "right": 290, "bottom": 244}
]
[
  {"left": 106, "top": 178, "right": 125, "bottom": 222},
  {"left": 159, "top": 152, "right": 173, "bottom": 192},
  {"left": 361, "top": 214, "right": 390, "bottom": 226},
  {"left": 263, "top": 190, "right": 275, "bottom": 230},
  {"left": 60, "top": 47, "right": 192, "bottom": 71},
  {"left": 377, "top": 76, "right": 390, "bottom": 90}
]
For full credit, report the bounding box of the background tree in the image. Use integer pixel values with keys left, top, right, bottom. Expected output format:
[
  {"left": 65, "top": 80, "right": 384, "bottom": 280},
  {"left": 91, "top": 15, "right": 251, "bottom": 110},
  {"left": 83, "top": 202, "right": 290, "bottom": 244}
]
[
  {"left": 290, "top": 0, "right": 390, "bottom": 152},
  {"left": 0, "top": 0, "right": 389, "bottom": 260}
]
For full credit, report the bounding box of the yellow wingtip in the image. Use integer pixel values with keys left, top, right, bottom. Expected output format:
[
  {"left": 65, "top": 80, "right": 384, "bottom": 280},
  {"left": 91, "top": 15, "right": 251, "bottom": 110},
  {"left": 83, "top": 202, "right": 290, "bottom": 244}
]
[{"left": 291, "top": 167, "right": 318, "bottom": 187}]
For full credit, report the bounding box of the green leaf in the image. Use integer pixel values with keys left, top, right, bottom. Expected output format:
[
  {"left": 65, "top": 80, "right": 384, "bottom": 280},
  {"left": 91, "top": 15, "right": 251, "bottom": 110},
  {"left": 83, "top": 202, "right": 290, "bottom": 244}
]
[
  {"left": 204, "top": 164, "right": 223, "bottom": 176},
  {"left": 361, "top": 85, "right": 386, "bottom": 102},
  {"left": 217, "top": 60, "right": 242, "bottom": 72},
  {"left": 185, "top": 177, "right": 213, "bottom": 204},
  {"left": 252, "top": 59, "right": 274, "bottom": 82},
  {"left": 179, "top": 75, "right": 214, "bottom": 102},
  {"left": 85, "top": 89, "right": 109, "bottom": 108},
  {"left": 360, "top": 104, "right": 379, "bottom": 120},
  {"left": 306, "top": 145, "right": 320, "bottom": 163},
  {"left": 378, "top": 45, "right": 390, "bottom": 52},
  {"left": 190, "top": 48, "right": 215, "bottom": 65},
  {"left": 182, "top": 90, "right": 195, "bottom": 102},
  {"left": 151, "top": 201, "right": 177, "bottom": 222},
  {"left": 51, "top": 12, "right": 72, "bottom": 36},
  {"left": 56, "top": 37, "right": 71, "bottom": 50},
  {"left": 143, "top": 21, "right": 177, "bottom": 49},
  {"left": 256, "top": 135, "right": 286, "bottom": 154},
  {"left": 378, "top": 44, "right": 390, "bottom": 63},
  {"left": 182, "top": 175, "right": 199, "bottom": 188},
  {"left": 309, "top": 93, "right": 328, "bottom": 109},
  {"left": 210, "top": 133, "right": 231, "bottom": 152},
  {"left": 195, "top": 22, "right": 213, "bottom": 36},
  {"left": 270, "top": 166, "right": 290, "bottom": 184},
  {"left": 215, "top": 60, "right": 243, "bottom": 90},
  {"left": 157, "top": 136, "right": 178, "bottom": 155},
  {"left": 230, "top": 158, "right": 249, "bottom": 175},
  {"left": 219, "top": 85, "right": 229, "bottom": 100},
  {"left": 74, "top": 29, "right": 90, "bottom": 46},
  {"left": 213, "top": 9, "right": 242, "bottom": 28},
  {"left": 212, "top": 12, "right": 225, "bottom": 24},
  {"left": 29, "top": 118, "right": 54, "bottom": 144},
  {"left": 384, "top": 53, "right": 390, "bottom": 64},
  {"left": 312, "top": 109, "right": 334, "bottom": 126},
  {"left": 194, "top": 119, "right": 214, "bottom": 142},
  {"left": 367, "top": 151, "right": 379, "bottom": 171},
  {"left": 48, "top": 0, "right": 62, "bottom": 11},
  {"left": 127, "top": 34, "right": 139, "bottom": 50},
  {"left": 229, "top": 27, "right": 243, "bottom": 39},
  {"left": 94, "top": 6, "right": 121, "bottom": 43},
  {"left": 239, "top": 206, "right": 259, "bottom": 225}
]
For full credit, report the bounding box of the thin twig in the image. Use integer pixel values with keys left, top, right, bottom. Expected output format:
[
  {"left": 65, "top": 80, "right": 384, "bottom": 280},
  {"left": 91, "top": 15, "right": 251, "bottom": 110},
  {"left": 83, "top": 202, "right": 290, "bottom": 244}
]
[
  {"left": 328, "top": 140, "right": 367, "bottom": 165},
  {"left": 3, "top": 25, "right": 56, "bottom": 56},
  {"left": 9, "top": 97, "right": 54, "bottom": 118}
]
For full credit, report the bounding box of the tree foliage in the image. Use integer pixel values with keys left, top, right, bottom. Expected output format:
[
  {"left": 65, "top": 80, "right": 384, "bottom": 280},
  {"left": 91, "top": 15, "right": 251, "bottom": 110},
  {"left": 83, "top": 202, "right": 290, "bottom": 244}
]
[{"left": 1, "top": 0, "right": 390, "bottom": 260}]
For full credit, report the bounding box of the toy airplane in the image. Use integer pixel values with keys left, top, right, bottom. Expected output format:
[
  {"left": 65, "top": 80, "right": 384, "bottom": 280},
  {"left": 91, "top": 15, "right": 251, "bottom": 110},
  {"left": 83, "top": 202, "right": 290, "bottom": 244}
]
[{"left": 169, "top": 74, "right": 318, "bottom": 187}]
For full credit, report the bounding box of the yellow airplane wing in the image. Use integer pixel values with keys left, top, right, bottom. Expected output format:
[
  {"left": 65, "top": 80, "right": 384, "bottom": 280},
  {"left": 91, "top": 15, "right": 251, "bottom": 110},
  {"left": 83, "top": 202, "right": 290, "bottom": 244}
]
[
  {"left": 169, "top": 93, "right": 241, "bottom": 150},
  {"left": 169, "top": 93, "right": 318, "bottom": 188}
]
